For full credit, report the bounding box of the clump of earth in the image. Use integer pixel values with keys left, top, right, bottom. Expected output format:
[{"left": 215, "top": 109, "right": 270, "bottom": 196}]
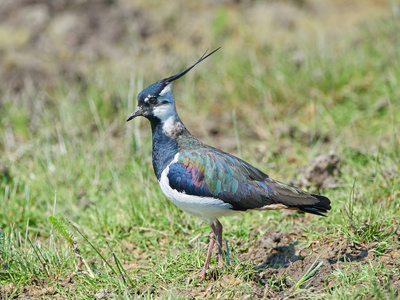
[{"left": 292, "top": 151, "right": 343, "bottom": 189}]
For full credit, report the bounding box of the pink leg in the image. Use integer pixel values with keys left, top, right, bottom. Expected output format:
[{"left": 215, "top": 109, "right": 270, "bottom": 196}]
[
  {"left": 211, "top": 220, "right": 224, "bottom": 269},
  {"left": 191, "top": 232, "right": 216, "bottom": 282}
]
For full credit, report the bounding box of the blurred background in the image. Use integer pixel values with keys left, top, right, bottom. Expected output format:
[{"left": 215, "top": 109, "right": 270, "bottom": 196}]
[
  {"left": 1, "top": 0, "right": 399, "bottom": 298},
  {"left": 1, "top": 0, "right": 398, "bottom": 167}
]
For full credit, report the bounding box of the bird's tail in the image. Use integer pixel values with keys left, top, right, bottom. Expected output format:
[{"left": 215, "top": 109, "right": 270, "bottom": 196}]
[
  {"left": 260, "top": 180, "right": 331, "bottom": 217},
  {"left": 295, "top": 194, "right": 331, "bottom": 217}
]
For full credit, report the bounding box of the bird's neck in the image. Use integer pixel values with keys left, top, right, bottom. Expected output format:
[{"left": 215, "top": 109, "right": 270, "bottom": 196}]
[{"left": 149, "top": 115, "right": 187, "bottom": 180}]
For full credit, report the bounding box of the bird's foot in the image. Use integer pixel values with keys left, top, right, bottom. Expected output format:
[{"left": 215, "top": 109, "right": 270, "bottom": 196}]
[{"left": 187, "top": 269, "right": 207, "bottom": 283}]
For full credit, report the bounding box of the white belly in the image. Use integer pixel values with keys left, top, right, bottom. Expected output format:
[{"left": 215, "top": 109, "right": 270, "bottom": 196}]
[{"left": 159, "top": 154, "right": 238, "bottom": 223}]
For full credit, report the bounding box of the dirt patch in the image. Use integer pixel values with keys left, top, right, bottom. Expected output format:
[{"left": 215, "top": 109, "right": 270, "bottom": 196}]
[
  {"left": 235, "top": 227, "right": 400, "bottom": 298},
  {"left": 0, "top": 277, "right": 76, "bottom": 300},
  {"left": 291, "top": 152, "right": 343, "bottom": 189},
  {"left": 1, "top": 283, "right": 56, "bottom": 299}
]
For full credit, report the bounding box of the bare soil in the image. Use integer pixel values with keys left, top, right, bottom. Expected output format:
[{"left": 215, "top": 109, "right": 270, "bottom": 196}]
[{"left": 237, "top": 227, "right": 400, "bottom": 298}]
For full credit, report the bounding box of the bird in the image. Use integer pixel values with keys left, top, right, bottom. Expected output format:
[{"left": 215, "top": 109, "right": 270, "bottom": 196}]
[{"left": 126, "top": 48, "right": 331, "bottom": 281}]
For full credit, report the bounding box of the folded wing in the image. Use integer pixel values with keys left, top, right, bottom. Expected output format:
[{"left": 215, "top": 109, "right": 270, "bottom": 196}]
[{"left": 167, "top": 148, "right": 331, "bottom": 216}]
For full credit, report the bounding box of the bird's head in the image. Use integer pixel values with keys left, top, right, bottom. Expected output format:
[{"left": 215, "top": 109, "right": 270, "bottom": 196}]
[{"left": 126, "top": 47, "right": 220, "bottom": 123}]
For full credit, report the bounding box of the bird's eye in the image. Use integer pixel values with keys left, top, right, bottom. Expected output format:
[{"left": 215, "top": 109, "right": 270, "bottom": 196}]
[{"left": 149, "top": 97, "right": 157, "bottom": 104}]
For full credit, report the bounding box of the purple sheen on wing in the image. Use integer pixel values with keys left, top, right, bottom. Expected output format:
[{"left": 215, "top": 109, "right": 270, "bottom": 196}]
[{"left": 183, "top": 162, "right": 204, "bottom": 187}]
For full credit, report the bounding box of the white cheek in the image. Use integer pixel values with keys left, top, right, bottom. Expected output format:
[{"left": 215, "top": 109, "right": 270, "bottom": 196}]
[{"left": 152, "top": 104, "right": 175, "bottom": 122}]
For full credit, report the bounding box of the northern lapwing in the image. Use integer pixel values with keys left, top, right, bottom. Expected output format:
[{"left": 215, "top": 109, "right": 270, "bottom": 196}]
[{"left": 126, "top": 48, "right": 331, "bottom": 281}]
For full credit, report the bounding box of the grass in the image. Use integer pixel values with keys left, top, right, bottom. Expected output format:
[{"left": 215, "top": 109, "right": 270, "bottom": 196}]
[
  {"left": 1, "top": 4, "right": 400, "bottom": 299},
  {"left": 290, "top": 255, "right": 324, "bottom": 291},
  {"left": 328, "top": 261, "right": 399, "bottom": 300}
]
